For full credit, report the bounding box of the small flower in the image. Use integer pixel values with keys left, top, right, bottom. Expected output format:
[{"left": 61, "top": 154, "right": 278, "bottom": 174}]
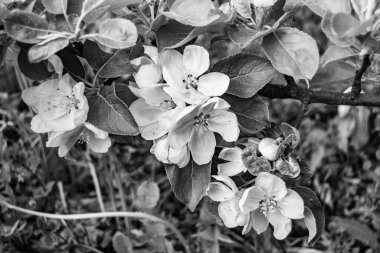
[
  {"left": 207, "top": 175, "right": 250, "bottom": 230},
  {"left": 168, "top": 97, "right": 239, "bottom": 165},
  {"left": 130, "top": 85, "right": 186, "bottom": 140},
  {"left": 22, "top": 74, "right": 88, "bottom": 133},
  {"left": 239, "top": 172, "right": 304, "bottom": 240},
  {"left": 160, "top": 45, "right": 230, "bottom": 105},
  {"left": 46, "top": 122, "right": 111, "bottom": 157},
  {"left": 258, "top": 137, "right": 283, "bottom": 161},
  {"left": 217, "top": 147, "right": 247, "bottom": 176},
  {"left": 251, "top": 0, "right": 277, "bottom": 8},
  {"left": 150, "top": 135, "right": 190, "bottom": 168}
]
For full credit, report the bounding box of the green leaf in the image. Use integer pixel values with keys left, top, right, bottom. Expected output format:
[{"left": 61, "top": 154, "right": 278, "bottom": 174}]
[
  {"left": 83, "top": 40, "right": 112, "bottom": 70},
  {"left": 280, "top": 122, "right": 300, "bottom": 149},
  {"left": 56, "top": 47, "right": 85, "bottom": 82},
  {"left": 321, "top": 45, "right": 358, "bottom": 67},
  {"left": 97, "top": 49, "right": 135, "bottom": 78},
  {"left": 135, "top": 181, "right": 160, "bottom": 209},
  {"left": 87, "top": 83, "right": 139, "bottom": 136},
  {"left": 90, "top": 18, "right": 137, "bottom": 50},
  {"left": 284, "top": 0, "right": 351, "bottom": 17},
  {"left": 4, "top": 10, "right": 49, "bottom": 44},
  {"left": 162, "top": 0, "right": 222, "bottom": 27},
  {"left": 18, "top": 48, "right": 53, "bottom": 81},
  {"left": 165, "top": 160, "right": 211, "bottom": 212},
  {"left": 81, "top": 0, "right": 105, "bottom": 16},
  {"left": 293, "top": 186, "right": 324, "bottom": 246},
  {"left": 241, "top": 143, "right": 272, "bottom": 176},
  {"left": 263, "top": 27, "right": 319, "bottom": 80},
  {"left": 112, "top": 232, "right": 133, "bottom": 253},
  {"left": 228, "top": 24, "right": 275, "bottom": 48},
  {"left": 223, "top": 94, "right": 270, "bottom": 135},
  {"left": 212, "top": 54, "right": 278, "bottom": 98},
  {"left": 41, "top": 0, "right": 68, "bottom": 14},
  {"left": 28, "top": 37, "right": 69, "bottom": 63}
]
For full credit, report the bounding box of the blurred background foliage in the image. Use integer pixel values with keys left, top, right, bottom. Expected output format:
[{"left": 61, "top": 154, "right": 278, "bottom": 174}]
[{"left": 0, "top": 4, "right": 379, "bottom": 253}]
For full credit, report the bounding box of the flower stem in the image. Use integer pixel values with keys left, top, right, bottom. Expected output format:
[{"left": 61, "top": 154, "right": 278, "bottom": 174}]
[
  {"left": 88, "top": 161, "right": 105, "bottom": 212},
  {"left": 0, "top": 199, "right": 190, "bottom": 253}
]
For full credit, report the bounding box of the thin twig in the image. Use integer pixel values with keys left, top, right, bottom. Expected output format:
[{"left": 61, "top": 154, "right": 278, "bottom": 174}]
[
  {"left": 0, "top": 199, "right": 190, "bottom": 253},
  {"left": 350, "top": 54, "right": 371, "bottom": 99},
  {"left": 87, "top": 161, "right": 106, "bottom": 212}
]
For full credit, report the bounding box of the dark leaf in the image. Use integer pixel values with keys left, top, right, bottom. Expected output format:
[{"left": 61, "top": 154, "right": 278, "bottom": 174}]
[
  {"left": 83, "top": 40, "right": 112, "bottom": 70},
  {"left": 56, "top": 47, "right": 85, "bottom": 81},
  {"left": 18, "top": 49, "right": 53, "bottom": 81},
  {"left": 98, "top": 49, "right": 135, "bottom": 78},
  {"left": 165, "top": 159, "right": 211, "bottom": 211}
]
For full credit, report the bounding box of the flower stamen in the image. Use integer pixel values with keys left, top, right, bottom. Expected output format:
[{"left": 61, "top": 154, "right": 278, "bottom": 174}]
[
  {"left": 159, "top": 99, "right": 176, "bottom": 110},
  {"left": 259, "top": 195, "right": 277, "bottom": 216},
  {"left": 182, "top": 73, "right": 199, "bottom": 90},
  {"left": 194, "top": 112, "right": 210, "bottom": 127}
]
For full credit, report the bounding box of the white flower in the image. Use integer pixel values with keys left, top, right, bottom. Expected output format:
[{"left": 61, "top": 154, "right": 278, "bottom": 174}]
[
  {"left": 251, "top": 0, "right": 277, "bottom": 8},
  {"left": 218, "top": 147, "right": 247, "bottom": 176},
  {"left": 150, "top": 135, "right": 190, "bottom": 168},
  {"left": 168, "top": 97, "right": 239, "bottom": 165},
  {"left": 46, "top": 122, "right": 111, "bottom": 157},
  {"left": 22, "top": 74, "right": 88, "bottom": 133},
  {"left": 207, "top": 175, "right": 250, "bottom": 230},
  {"left": 160, "top": 45, "right": 230, "bottom": 105},
  {"left": 239, "top": 172, "right": 304, "bottom": 240}
]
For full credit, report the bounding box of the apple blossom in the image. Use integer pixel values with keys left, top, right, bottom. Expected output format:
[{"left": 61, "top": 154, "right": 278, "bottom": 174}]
[
  {"left": 160, "top": 45, "right": 230, "bottom": 105},
  {"left": 258, "top": 137, "right": 283, "bottom": 161},
  {"left": 251, "top": 0, "right": 277, "bottom": 8},
  {"left": 150, "top": 135, "right": 190, "bottom": 168},
  {"left": 239, "top": 172, "right": 304, "bottom": 240},
  {"left": 207, "top": 175, "right": 250, "bottom": 230},
  {"left": 168, "top": 97, "right": 239, "bottom": 165},
  {"left": 46, "top": 122, "right": 111, "bottom": 157},
  {"left": 21, "top": 74, "right": 89, "bottom": 133},
  {"left": 217, "top": 147, "right": 247, "bottom": 177}
]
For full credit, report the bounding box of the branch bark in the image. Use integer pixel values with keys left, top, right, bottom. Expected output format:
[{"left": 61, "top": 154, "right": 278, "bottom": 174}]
[{"left": 258, "top": 83, "right": 380, "bottom": 107}]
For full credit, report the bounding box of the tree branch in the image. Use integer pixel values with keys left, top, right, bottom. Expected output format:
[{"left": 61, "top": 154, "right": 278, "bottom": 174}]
[
  {"left": 258, "top": 83, "right": 380, "bottom": 107},
  {"left": 350, "top": 54, "right": 371, "bottom": 99}
]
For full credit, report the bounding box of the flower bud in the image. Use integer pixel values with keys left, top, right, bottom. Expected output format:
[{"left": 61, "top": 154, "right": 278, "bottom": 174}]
[
  {"left": 250, "top": 0, "right": 277, "bottom": 8},
  {"left": 287, "top": 156, "right": 301, "bottom": 178},
  {"left": 258, "top": 138, "right": 282, "bottom": 161}
]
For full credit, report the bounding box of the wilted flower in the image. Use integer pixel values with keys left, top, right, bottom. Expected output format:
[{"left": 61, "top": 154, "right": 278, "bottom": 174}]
[
  {"left": 150, "top": 135, "right": 190, "bottom": 168},
  {"left": 239, "top": 172, "right": 304, "bottom": 239},
  {"left": 168, "top": 97, "right": 239, "bottom": 165},
  {"left": 160, "top": 45, "right": 230, "bottom": 105},
  {"left": 218, "top": 147, "right": 247, "bottom": 176},
  {"left": 207, "top": 175, "right": 250, "bottom": 229},
  {"left": 22, "top": 74, "right": 88, "bottom": 133},
  {"left": 46, "top": 122, "right": 111, "bottom": 157}
]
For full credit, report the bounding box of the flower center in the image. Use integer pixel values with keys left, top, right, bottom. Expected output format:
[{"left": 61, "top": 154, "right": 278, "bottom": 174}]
[
  {"left": 194, "top": 113, "right": 210, "bottom": 127},
  {"left": 60, "top": 93, "right": 80, "bottom": 112},
  {"left": 182, "top": 73, "right": 199, "bottom": 90},
  {"left": 158, "top": 99, "right": 176, "bottom": 110},
  {"left": 259, "top": 195, "right": 277, "bottom": 216},
  {"left": 78, "top": 132, "right": 90, "bottom": 144}
]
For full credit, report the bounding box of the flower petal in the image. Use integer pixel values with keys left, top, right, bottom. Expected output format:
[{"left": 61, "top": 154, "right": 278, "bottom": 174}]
[
  {"left": 129, "top": 98, "right": 164, "bottom": 126},
  {"left": 188, "top": 126, "right": 216, "bottom": 165},
  {"left": 255, "top": 172, "right": 287, "bottom": 200},
  {"left": 183, "top": 45, "right": 209, "bottom": 77},
  {"left": 197, "top": 72, "right": 229, "bottom": 96},
  {"left": 143, "top": 45, "right": 159, "bottom": 64},
  {"left": 239, "top": 186, "right": 266, "bottom": 213},
  {"left": 217, "top": 161, "right": 246, "bottom": 177},
  {"left": 251, "top": 209, "right": 269, "bottom": 234},
  {"left": 152, "top": 137, "right": 170, "bottom": 163},
  {"left": 169, "top": 145, "right": 190, "bottom": 168},
  {"left": 208, "top": 110, "right": 239, "bottom": 142},
  {"left": 84, "top": 122, "right": 108, "bottom": 139},
  {"left": 207, "top": 182, "right": 235, "bottom": 202},
  {"left": 31, "top": 115, "right": 52, "bottom": 133},
  {"left": 134, "top": 64, "right": 162, "bottom": 89},
  {"left": 267, "top": 210, "right": 292, "bottom": 240},
  {"left": 88, "top": 134, "right": 111, "bottom": 153},
  {"left": 160, "top": 49, "right": 185, "bottom": 91},
  {"left": 218, "top": 147, "right": 243, "bottom": 162},
  {"left": 212, "top": 175, "right": 238, "bottom": 193},
  {"left": 139, "top": 121, "right": 168, "bottom": 140},
  {"left": 139, "top": 85, "right": 171, "bottom": 107},
  {"left": 218, "top": 201, "right": 239, "bottom": 228},
  {"left": 277, "top": 189, "right": 304, "bottom": 219},
  {"left": 168, "top": 107, "right": 197, "bottom": 149}
]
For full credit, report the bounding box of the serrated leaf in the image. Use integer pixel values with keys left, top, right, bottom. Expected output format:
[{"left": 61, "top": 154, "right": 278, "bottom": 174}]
[
  {"left": 4, "top": 10, "right": 49, "bottom": 44},
  {"left": 223, "top": 94, "right": 270, "bottom": 135},
  {"left": 293, "top": 186, "right": 324, "bottom": 246},
  {"left": 112, "top": 232, "right": 133, "bottom": 253},
  {"left": 165, "top": 160, "right": 211, "bottom": 212},
  {"left": 90, "top": 18, "right": 137, "bottom": 50},
  {"left": 321, "top": 45, "right": 358, "bottom": 67},
  {"left": 162, "top": 0, "right": 222, "bottom": 27},
  {"left": 28, "top": 37, "right": 69, "bottom": 63},
  {"left": 98, "top": 49, "right": 135, "bottom": 78},
  {"left": 87, "top": 83, "right": 139, "bottom": 136},
  {"left": 263, "top": 27, "right": 319, "bottom": 80},
  {"left": 41, "top": 0, "right": 68, "bottom": 14},
  {"left": 212, "top": 54, "right": 278, "bottom": 98},
  {"left": 135, "top": 181, "right": 160, "bottom": 209}
]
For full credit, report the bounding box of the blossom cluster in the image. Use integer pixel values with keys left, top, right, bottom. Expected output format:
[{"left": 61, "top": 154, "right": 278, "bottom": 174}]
[
  {"left": 22, "top": 74, "right": 111, "bottom": 157},
  {"left": 129, "top": 45, "right": 239, "bottom": 167}
]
